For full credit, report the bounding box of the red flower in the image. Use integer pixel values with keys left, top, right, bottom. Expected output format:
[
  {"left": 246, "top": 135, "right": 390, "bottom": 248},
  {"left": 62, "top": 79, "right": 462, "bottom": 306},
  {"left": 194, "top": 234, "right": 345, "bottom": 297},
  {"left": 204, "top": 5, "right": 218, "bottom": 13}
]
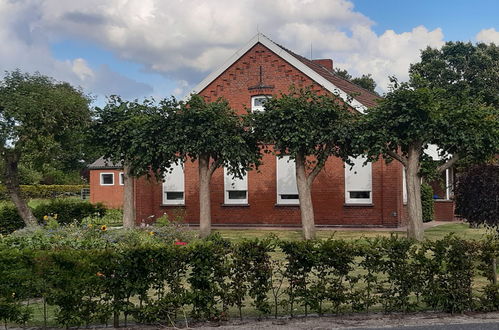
[{"left": 174, "top": 241, "right": 187, "bottom": 246}]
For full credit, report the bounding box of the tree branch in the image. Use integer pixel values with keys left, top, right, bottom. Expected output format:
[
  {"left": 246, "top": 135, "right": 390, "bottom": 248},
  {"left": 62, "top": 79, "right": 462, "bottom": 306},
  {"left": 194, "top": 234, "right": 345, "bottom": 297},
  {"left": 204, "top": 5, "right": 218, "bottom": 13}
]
[
  {"left": 437, "top": 154, "right": 460, "bottom": 173},
  {"left": 208, "top": 157, "right": 221, "bottom": 177},
  {"left": 386, "top": 149, "right": 407, "bottom": 167},
  {"left": 306, "top": 147, "right": 329, "bottom": 187}
]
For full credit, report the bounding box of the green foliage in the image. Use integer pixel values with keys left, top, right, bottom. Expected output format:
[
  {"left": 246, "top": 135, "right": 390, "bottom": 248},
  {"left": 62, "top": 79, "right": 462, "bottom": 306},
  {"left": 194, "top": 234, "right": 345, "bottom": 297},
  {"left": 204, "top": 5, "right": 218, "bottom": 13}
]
[
  {"left": 0, "top": 70, "right": 92, "bottom": 179},
  {"left": 33, "top": 199, "right": 106, "bottom": 225},
  {"left": 455, "top": 164, "right": 499, "bottom": 228},
  {"left": 351, "top": 74, "right": 377, "bottom": 93},
  {"left": 0, "top": 235, "right": 497, "bottom": 327},
  {"left": 0, "top": 204, "right": 24, "bottom": 234},
  {"left": 81, "top": 208, "right": 123, "bottom": 226},
  {"left": 0, "top": 198, "right": 103, "bottom": 235},
  {"left": 0, "top": 185, "right": 88, "bottom": 200},
  {"left": 252, "top": 87, "right": 354, "bottom": 165},
  {"left": 410, "top": 41, "right": 499, "bottom": 108},
  {"left": 421, "top": 183, "right": 434, "bottom": 223}
]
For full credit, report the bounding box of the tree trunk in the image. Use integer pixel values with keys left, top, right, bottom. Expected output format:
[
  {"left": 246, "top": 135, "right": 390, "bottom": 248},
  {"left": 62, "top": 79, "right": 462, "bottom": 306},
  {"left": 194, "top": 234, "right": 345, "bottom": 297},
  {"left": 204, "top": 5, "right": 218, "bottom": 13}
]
[
  {"left": 122, "top": 164, "right": 135, "bottom": 228},
  {"left": 295, "top": 153, "right": 316, "bottom": 240},
  {"left": 405, "top": 145, "right": 424, "bottom": 241},
  {"left": 198, "top": 154, "right": 212, "bottom": 238},
  {"left": 3, "top": 153, "right": 37, "bottom": 227}
]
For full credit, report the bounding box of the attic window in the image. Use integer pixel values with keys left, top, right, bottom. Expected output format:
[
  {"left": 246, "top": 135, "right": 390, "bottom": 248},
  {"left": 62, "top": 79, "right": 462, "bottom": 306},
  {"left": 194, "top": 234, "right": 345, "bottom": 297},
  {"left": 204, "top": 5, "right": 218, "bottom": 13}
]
[
  {"left": 251, "top": 95, "right": 270, "bottom": 112},
  {"left": 100, "top": 173, "right": 114, "bottom": 186}
]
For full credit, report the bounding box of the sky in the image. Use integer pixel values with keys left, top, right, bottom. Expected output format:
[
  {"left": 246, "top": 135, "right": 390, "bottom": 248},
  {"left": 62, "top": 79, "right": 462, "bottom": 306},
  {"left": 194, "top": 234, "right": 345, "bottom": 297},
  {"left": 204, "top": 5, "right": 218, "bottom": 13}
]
[{"left": 1, "top": 0, "right": 498, "bottom": 106}]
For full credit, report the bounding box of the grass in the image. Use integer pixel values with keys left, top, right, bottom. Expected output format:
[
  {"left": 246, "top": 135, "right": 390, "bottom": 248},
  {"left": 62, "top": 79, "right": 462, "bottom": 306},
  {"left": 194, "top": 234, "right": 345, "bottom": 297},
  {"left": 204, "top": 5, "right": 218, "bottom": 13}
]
[{"left": 214, "top": 223, "right": 490, "bottom": 242}]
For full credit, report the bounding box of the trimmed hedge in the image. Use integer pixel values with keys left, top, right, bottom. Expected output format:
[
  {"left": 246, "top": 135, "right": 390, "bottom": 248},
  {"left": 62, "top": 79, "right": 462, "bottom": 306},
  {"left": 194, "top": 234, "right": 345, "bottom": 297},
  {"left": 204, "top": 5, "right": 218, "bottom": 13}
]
[
  {"left": 0, "top": 235, "right": 497, "bottom": 327},
  {"left": 0, "top": 185, "right": 88, "bottom": 200},
  {"left": 421, "top": 183, "right": 434, "bottom": 222},
  {"left": 0, "top": 199, "right": 106, "bottom": 234}
]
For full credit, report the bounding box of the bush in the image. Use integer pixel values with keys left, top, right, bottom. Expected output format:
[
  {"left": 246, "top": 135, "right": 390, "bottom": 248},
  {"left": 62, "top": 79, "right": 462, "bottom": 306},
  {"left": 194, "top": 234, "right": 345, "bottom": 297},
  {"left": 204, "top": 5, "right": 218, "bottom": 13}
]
[
  {"left": 0, "top": 205, "right": 24, "bottom": 235},
  {"left": 0, "top": 235, "right": 497, "bottom": 327},
  {"left": 33, "top": 199, "right": 106, "bottom": 225},
  {"left": 0, "top": 185, "right": 88, "bottom": 200},
  {"left": 421, "top": 182, "right": 434, "bottom": 222},
  {"left": 455, "top": 164, "right": 499, "bottom": 228}
]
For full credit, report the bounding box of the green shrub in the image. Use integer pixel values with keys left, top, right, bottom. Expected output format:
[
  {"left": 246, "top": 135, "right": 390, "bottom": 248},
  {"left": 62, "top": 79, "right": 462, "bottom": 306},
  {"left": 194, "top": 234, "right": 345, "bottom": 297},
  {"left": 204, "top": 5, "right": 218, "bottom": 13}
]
[
  {"left": 0, "top": 205, "right": 24, "bottom": 235},
  {"left": 421, "top": 182, "right": 434, "bottom": 222},
  {"left": 0, "top": 185, "right": 88, "bottom": 200},
  {"left": 33, "top": 199, "right": 106, "bottom": 225},
  {"left": 0, "top": 235, "right": 497, "bottom": 327}
]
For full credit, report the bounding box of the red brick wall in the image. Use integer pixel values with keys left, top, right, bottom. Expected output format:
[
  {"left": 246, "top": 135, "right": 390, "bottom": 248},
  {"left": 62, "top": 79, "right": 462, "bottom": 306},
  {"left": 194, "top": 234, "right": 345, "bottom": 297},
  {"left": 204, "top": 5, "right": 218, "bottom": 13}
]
[
  {"left": 133, "top": 43, "right": 406, "bottom": 227},
  {"left": 434, "top": 201, "right": 455, "bottom": 221},
  {"left": 89, "top": 170, "right": 124, "bottom": 209}
]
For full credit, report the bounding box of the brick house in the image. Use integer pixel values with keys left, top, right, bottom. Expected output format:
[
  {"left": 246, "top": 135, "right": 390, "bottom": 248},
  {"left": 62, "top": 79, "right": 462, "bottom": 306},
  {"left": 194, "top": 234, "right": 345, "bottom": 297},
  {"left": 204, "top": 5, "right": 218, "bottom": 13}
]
[{"left": 89, "top": 34, "right": 455, "bottom": 226}]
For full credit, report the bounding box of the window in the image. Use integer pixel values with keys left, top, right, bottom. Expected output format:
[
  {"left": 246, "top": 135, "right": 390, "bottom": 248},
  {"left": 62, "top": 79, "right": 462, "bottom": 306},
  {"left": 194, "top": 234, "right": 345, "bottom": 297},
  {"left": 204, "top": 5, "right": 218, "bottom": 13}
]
[
  {"left": 119, "top": 172, "right": 125, "bottom": 185},
  {"left": 162, "top": 163, "right": 185, "bottom": 205},
  {"left": 345, "top": 156, "right": 372, "bottom": 204},
  {"left": 251, "top": 95, "right": 270, "bottom": 112},
  {"left": 100, "top": 173, "right": 114, "bottom": 186},
  {"left": 429, "top": 167, "right": 454, "bottom": 200},
  {"left": 402, "top": 167, "right": 407, "bottom": 204},
  {"left": 224, "top": 168, "right": 248, "bottom": 204},
  {"left": 277, "top": 156, "right": 299, "bottom": 205}
]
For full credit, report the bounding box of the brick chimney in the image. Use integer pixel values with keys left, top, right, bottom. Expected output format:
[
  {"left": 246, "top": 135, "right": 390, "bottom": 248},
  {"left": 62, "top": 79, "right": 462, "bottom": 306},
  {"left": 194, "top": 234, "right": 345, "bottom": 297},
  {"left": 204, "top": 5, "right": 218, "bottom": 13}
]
[{"left": 312, "top": 59, "right": 333, "bottom": 71}]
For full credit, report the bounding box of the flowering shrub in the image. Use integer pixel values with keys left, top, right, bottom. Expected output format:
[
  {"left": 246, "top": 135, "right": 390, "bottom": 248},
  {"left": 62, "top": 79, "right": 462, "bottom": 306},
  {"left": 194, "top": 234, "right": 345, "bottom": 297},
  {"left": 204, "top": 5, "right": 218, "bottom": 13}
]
[{"left": 0, "top": 235, "right": 497, "bottom": 327}]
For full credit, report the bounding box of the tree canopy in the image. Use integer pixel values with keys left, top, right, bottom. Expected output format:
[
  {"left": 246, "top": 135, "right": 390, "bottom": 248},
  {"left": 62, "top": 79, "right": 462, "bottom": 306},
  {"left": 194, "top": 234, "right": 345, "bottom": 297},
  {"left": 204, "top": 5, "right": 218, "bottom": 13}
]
[
  {"left": 0, "top": 70, "right": 92, "bottom": 226},
  {"left": 252, "top": 87, "right": 355, "bottom": 239}
]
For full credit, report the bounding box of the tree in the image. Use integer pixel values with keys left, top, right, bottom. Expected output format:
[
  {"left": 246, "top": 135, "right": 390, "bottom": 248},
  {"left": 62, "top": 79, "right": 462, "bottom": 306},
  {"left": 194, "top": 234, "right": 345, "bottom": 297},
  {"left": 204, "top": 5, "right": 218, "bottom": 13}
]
[
  {"left": 252, "top": 88, "right": 354, "bottom": 240},
  {"left": 351, "top": 74, "right": 377, "bottom": 94},
  {"left": 360, "top": 80, "right": 498, "bottom": 240},
  {"left": 93, "top": 96, "right": 165, "bottom": 228},
  {"left": 0, "top": 70, "right": 91, "bottom": 226},
  {"left": 334, "top": 69, "right": 378, "bottom": 93},
  {"left": 455, "top": 164, "right": 499, "bottom": 229},
  {"left": 123, "top": 95, "right": 261, "bottom": 237}
]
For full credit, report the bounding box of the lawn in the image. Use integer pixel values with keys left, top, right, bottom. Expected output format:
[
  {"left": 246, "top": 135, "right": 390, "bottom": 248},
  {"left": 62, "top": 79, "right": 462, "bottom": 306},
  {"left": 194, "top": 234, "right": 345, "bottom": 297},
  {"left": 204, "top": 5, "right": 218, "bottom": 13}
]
[{"left": 213, "top": 222, "right": 489, "bottom": 242}]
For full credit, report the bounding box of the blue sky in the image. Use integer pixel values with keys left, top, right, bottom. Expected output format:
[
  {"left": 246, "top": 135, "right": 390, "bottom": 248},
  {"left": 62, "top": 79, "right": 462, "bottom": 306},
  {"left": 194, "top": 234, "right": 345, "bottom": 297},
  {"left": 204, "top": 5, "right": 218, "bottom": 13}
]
[{"left": 1, "top": 0, "right": 498, "bottom": 105}]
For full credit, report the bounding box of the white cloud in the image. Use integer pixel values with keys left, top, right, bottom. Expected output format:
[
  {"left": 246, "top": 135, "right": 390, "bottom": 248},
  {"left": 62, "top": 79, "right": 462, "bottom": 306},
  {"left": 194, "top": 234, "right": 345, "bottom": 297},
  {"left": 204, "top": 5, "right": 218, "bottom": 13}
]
[
  {"left": 476, "top": 28, "right": 499, "bottom": 44},
  {"left": 0, "top": 0, "right": 450, "bottom": 96}
]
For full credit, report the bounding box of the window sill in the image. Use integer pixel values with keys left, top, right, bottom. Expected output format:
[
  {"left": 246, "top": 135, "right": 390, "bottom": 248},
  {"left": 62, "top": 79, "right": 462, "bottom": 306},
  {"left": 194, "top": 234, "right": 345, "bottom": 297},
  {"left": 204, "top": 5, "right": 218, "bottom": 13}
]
[
  {"left": 344, "top": 203, "right": 374, "bottom": 207},
  {"left": 434, "top": 199, "right": 454, "bottom": 203},
  {"left": 160, "top": 204, "right": 186, "bottom": 207},
  {"left": 221, "top": 203, "right": 250, "bottom": 207},
  {"left": 275, "top": 203, "right": 300, "bottom": 207}
]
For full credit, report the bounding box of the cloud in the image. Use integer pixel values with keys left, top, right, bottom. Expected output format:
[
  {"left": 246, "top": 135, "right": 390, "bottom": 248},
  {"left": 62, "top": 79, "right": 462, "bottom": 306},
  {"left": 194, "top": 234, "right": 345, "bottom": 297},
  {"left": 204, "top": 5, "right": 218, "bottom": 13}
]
[
  {"left": 476, "top": 28, "right": 499, "bottom": 44},
  {"left": 0, "top": 0, "right": 153, "bottom": 101},
  {"left": 1, "top": 0, "right": 449, "bottom": 96}
]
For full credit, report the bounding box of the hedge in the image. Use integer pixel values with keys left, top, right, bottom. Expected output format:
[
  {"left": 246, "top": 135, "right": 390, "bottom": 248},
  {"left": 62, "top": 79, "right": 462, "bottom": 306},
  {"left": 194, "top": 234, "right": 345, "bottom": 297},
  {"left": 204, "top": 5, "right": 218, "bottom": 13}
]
[
  {"left": 0, "top": 235, "right": 497, "bottom": 327},
  {"left": 0, "top": 185, "right": 88, "bottom": 200},
  {"left": 421, "top": 183, "right": 434, "bottom": 223},
  {"left": 0, "top": 200, "right": 106, "bottom": 234}
]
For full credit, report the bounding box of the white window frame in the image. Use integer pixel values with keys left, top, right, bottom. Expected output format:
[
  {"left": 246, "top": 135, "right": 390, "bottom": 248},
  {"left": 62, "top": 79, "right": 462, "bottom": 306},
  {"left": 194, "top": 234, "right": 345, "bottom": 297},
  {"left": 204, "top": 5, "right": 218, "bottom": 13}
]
[
  {"left": 162, "top": 163, "right": 185, "bottom": 205},
  {"left": 251, "top": 95, "right": 270, "bottom": 112},
  {"left": 402, "top": 167, "right": 407, "bottom": 204},
  {"left": 345, "top": 156, "right": 372, "bottom": 204},
  {"left": 433, "top": 167, "right": 454, "bottom": 201},
  {"left": 276, "top": 156, "right": 299, "bottom": 205},
  {"left": 100, "top": 172, "right": 114, "bottom": 186},
  {"left": 119, "top": 172, "right": 125, "bottom": 185},
  {"left": 224, "top": 168, "right": 248, "bottom": 204}
]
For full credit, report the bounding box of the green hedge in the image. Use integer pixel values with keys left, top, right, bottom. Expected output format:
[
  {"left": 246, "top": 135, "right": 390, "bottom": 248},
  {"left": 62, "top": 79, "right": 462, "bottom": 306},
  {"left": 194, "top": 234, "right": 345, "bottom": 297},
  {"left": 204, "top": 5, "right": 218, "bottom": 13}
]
[
  {"left": 0, "top": 235, "right": 497, "bottom": 327},
  {"left": 421, "top": 183, "right": 434, "bottom": 223},
  {"left": 0, "top": 200, "right": 106, "bottom": 234},
  {"left": 0, "top": 185, "right": 88, "bottom": 200}
]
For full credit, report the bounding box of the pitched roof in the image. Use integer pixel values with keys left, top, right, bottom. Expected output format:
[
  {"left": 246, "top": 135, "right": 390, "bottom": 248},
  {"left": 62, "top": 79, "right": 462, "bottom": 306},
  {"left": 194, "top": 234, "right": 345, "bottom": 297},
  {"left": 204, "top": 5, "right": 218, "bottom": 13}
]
[
  {"left": 88, "top": 156, "right": 123, "bottom": 170},
  {"left": 280, "top": 46, "right": 380, "bottom": 108},
  {"left": 190, "top": 33, "right": 381, "bottom": 112}
]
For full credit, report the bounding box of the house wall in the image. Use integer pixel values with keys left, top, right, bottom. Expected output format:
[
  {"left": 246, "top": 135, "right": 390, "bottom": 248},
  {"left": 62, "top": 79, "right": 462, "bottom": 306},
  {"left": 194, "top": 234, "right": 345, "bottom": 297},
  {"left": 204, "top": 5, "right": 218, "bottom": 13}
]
[
  {"left": 133, "top": 43, "right": 406, "bottom": 227},
  {"left": 434, "top": 201, "right": 455, "bottom": 221},
  {"left": 89, "top": 169, "right": 124, "bottom": 209}
]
